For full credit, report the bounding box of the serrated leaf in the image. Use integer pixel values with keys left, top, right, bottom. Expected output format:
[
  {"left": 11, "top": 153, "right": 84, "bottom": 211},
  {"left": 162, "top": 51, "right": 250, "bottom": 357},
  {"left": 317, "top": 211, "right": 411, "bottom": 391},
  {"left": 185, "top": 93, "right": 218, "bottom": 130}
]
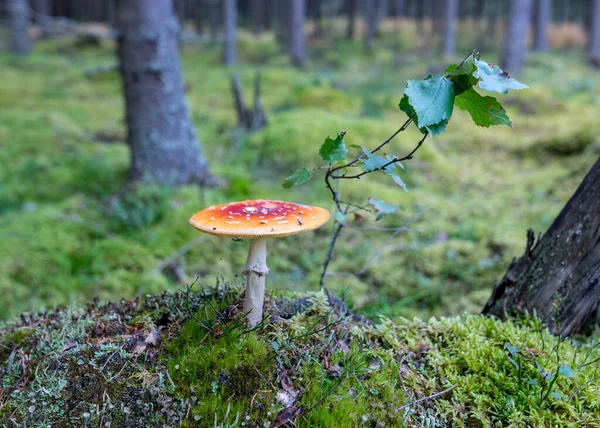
[
  {"left": 559, "top": 365, "right": 575, "bottom": 378},
  {"left": 369, "top": 198, "right": 400, "bottom": 221},
  {"left": 405, "top": 75, "right": 455, "bottom": 127},
  {"left": 360, "top": 147, "right": 392, "bottom": 173},
  {"left": 282, "top": 168, "right": 311, "bottom": 189},
  {"left": 455, "top": 88, "right": 513, "bottom": 128},
  {"left": 474, "top": 58, "right": 528, "bottom": 94},
  {"left": 334, "top": 210, "right": 346, "bottom": 226},
  {"left": 447, "top": 54, "right": 476, "bottom": 76},
  {"left": 389, "top": 173, "right": 408, "bottom": 192},
  {"left": 319, "top": 133, "right": 348, "bottom": 163},
  {"left": 399, "top": 94, "right": 446, "bottom": 136},
  {"left": 450, "top": 73, "right": 479, "bottom": 96},
  {"left": 424, "top": 120, "right": 447, "bottom": 136}
]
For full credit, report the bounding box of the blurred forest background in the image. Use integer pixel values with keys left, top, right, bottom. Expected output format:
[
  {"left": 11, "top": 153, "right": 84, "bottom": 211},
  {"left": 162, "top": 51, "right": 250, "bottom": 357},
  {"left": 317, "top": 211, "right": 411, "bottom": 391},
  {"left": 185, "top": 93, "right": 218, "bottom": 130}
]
[{"left": 1, "top": 0, "right": 599, "bottom": 323}]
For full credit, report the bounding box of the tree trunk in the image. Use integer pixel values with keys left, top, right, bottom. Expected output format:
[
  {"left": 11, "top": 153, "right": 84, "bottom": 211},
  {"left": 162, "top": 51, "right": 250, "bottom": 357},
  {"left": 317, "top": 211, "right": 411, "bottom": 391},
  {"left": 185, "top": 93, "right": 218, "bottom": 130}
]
[
  {"left": 442, "top": 0, "right": 458, "bottom": 57},
  {"left": 223, "top": 0, "right": 237, "bottom": 66},
  {"left": 532, "top": 0, "right": 550, "bottom": 52},
  {"left": 208, "top": 0, "right": 220, "bottom": 42},
  {"left": 32, "top": 0, "right": 52, "bottom": 38},
  {"left": 346, "top": 0, "right": 357, "bottom": 39},
  {"left": 589, "top": 0, "right": 600, "bottom": 67},
  {"left": 483, "top": 157, "right": 600, "bottom": 337},
  {"left": 364, "top": 0, "right": 379, "bottom": 50},
  {"left": 289, "top": 0, "right": 305, "bottom": 67},
  {"left": 10, "top": 0, "right": 33, "bottom": 55},
  {"left": 116, "top": 0, "right": 214, "bottom": 186},
  {"left": 501, "top": 0, "right": 533, "bottom": 75},
  {"left": 252, "top": 0, "right": 266, "bottom": 34},
  {"left": 415, "top": 0, "right": 425, "bottom": 35}
]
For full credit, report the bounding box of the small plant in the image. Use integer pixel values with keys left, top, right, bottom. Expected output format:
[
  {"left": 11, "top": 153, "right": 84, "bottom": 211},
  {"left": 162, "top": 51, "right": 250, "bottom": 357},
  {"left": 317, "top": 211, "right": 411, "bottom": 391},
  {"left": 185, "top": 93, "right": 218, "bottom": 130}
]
[
  {"left": 283, "top": 52, "right": 527, "bottom": 287},
  {"left": 107, "top": 184, "right": 174, "bottom": 232}
]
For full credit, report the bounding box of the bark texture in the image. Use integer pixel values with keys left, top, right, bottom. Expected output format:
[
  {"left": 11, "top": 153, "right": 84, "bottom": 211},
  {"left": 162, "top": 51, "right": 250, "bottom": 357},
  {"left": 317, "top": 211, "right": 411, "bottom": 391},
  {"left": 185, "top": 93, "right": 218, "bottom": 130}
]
[
  {"left": 364, "top": 0, "right": 379, "bottom": 50},
  {"left": 442, "top": 0, "right": 458, "bottom": 56},
  {"left": 533, "top": 0, "right": 550, "bottom": 52},
  {"left": 289, "top": 0, "right": 305, "bottom": 67},
  {"left": 223, "top": 0, "right": 237, "bottom": 66},
  {"left": 345, "top": 0, "right": 357, "bottom": 39},
  {"left": 483, "top": 157, "right": 600, "bottom": 336},
  {"left": 589, "top": 0, "right": 600, "bottom": 67},
  {"left": 10, "top": 0, "right": 33, "bottom": 55},
  {"left": 501, "top": 0, "right": 533, "bottom": 75},
  {"left": 116, "top": 0, "right": 214, "bottom": 185}
]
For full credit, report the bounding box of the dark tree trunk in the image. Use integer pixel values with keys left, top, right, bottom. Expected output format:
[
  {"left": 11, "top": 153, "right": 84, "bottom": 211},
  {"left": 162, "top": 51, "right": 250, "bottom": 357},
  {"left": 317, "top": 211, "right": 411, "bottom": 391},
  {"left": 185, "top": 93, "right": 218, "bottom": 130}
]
[
  {"left": 252, "top": 0, "right": 266, "bottom": 34},
  {"left": 208, "top": 0, "right": 219, "bottom": 42},
  {"left": 415, "top": 0, "right": 425, "bottom": 35},
  {"left": 501, "top": 0, "right": 533, "bottom": 75},
  {"left": 558, "top": 0, "right": 570, "bottom": 24},
  {"left": 32, "top": 0, "right": 52, "bottom": 38},
  {"left": 116, "top": 0, "right": 214, "bottom": 186},
  {"left": 589, "top": 0, "right": 600, "bottom": 67},
  {"left": 10, "top": 0, "right": 32, "bottom": 55},
  {"left": 533, "top": 0, "right": 550, "bottom": 52},
  {"left": 364, "top": 0, "right": 379, "bottom": 50},
  {"left": 483, "top": 157, "right": 600, "bottom": 337},
  {"left": 395, "top": 0, "right": 404, "bottom": 18},
  {"left": 289, "top": 0, "right": 305, "bottom": 67},
  {"left": 223, "top": 0, "right": 237, "bottom": 66},
  {"left": 346, "top": 0, "right": 357, "bottom": 39},
  {"left": 442, "top": 0, "right": 458, "bottom": 57},
  {"left": 107, "top": 0, "right": 117, "bottom": 28}
]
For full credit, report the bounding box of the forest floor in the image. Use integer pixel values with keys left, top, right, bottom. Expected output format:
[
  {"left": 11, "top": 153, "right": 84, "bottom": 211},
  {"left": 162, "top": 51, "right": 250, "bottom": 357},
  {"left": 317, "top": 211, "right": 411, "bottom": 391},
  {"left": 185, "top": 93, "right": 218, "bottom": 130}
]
[
  {"left": 1, "top": 285, "right": 599, "bottom": 426},
  {"left": 1, "top": 22, "right": 600, "bottom": 426},
  {"left": 1, "top": 27, "right": 600, "bottom": 323}
]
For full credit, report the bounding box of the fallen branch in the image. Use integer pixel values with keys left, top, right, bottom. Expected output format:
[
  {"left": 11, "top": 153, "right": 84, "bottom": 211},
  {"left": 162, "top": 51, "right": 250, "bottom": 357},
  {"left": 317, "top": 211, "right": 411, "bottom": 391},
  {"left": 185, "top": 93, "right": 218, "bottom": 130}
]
[
  {"left": 154, "top": 236, "right": 210, "bottom": 274},
  {"left": 397, "top": 384, "right": 457, "bottom": 411}
]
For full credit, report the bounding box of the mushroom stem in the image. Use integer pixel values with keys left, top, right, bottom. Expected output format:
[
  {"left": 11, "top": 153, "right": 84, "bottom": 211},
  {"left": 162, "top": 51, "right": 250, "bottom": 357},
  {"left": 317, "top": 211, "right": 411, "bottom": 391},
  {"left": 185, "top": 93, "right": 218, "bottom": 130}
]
[{"left": 242, "top": 238, "right": 269, "bottom": 326}]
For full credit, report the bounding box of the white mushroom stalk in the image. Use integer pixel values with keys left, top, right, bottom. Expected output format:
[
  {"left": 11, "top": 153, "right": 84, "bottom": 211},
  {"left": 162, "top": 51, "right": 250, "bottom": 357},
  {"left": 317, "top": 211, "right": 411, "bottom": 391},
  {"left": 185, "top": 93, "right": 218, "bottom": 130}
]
[
  {"left": 242, "top": 238, "right": 269, "bottom": 326},
  {"left": 189, "top": 199, "right": 330, "bottom": 327}
]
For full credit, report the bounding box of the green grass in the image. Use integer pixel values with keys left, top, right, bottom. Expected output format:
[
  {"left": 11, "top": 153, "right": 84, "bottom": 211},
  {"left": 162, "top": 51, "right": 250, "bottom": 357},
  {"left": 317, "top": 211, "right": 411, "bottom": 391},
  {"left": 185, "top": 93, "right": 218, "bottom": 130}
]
[{"left": 1, "top": 29, "right": 600, "bottom": 323}]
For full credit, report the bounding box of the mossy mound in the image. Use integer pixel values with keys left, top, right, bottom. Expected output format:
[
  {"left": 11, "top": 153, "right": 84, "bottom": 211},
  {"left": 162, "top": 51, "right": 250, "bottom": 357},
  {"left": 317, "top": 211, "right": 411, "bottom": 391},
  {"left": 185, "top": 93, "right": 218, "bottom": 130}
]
[{"left": 1, "top": 285, "right": 598, "bottom": 427}]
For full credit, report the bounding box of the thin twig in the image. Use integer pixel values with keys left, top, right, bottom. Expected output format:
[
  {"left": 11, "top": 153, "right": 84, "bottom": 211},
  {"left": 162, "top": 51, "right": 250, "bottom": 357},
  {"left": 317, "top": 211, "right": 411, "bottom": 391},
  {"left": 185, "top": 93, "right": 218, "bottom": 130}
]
[
  {"left": 153, "top": 236, "right": 210, "bottom": 273},
  {"left": 397, "top": 384, "right": 457, "bottom": 411}
]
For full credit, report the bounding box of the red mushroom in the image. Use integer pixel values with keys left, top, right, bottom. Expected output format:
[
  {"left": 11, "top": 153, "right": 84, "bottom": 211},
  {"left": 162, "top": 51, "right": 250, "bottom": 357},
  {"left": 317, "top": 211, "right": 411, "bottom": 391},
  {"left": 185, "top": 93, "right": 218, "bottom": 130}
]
[{"left": 189, "top": 199, "right": 330, "bottom": 326}]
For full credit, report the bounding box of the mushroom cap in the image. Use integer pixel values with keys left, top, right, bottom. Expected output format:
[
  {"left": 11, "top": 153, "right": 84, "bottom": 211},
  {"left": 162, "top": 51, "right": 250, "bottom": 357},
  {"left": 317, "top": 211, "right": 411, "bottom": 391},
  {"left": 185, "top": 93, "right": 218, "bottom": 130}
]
[{"left": 189, "top": 199, "right": 330, "bottom": 238}]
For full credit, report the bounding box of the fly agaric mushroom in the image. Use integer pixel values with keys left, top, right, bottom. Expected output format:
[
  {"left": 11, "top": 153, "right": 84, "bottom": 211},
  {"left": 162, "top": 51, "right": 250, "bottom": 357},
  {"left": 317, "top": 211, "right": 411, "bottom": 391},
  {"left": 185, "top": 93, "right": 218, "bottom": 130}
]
[{"left": 189, "top": 200, "right": 330, "bottom": 326}]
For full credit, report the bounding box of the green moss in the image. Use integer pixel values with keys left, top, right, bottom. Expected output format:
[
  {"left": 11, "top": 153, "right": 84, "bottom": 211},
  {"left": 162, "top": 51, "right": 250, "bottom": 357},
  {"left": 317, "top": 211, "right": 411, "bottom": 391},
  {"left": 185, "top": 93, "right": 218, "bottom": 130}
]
[{"left": 1, "top": 287, "right": 599, "bottom": 425}]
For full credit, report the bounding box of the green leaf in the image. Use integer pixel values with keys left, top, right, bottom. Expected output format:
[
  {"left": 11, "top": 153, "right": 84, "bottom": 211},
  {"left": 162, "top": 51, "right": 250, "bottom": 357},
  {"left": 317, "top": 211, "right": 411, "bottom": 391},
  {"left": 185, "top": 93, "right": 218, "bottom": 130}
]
[
  {"left": 474, "top": 58, "right": 528, "bottom": 94},
  {"left": 423, "top": 120, "right": 448, "bottom": 136},
  {"left": 319, "top": 132, "right": 348, "bottom": 163},
  {"left": 559, "top": 365, "right": 575, "bottom": 378},
  {"left": 405, "top": 75, "right": 455, "bottom": 127},
  {"left": 450, "top": 73, "right": 479, "bottom": 96},
  {"left": 399, "top": 95, "right": 446, "bottom": 136},
  {"left": 360, "top": 147, "right": 392, "bottom": 173},
  {"left": 282, "top": 168, "right": 311, "bottom": 189},
  {"left": 455, "top": 88, "right": 513, "bottom": 128},
  {"left": 334, "top": 210, "right": 346, "bottom": 226},
  {"left": 389, "top": 173, "right": 408, "bottom": 192},
  {"left": 446, "top": 54, "right": 478, "bottom": 75},
  {"left": 369, "top": 198, "right": 400, "bottom": 221}
]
